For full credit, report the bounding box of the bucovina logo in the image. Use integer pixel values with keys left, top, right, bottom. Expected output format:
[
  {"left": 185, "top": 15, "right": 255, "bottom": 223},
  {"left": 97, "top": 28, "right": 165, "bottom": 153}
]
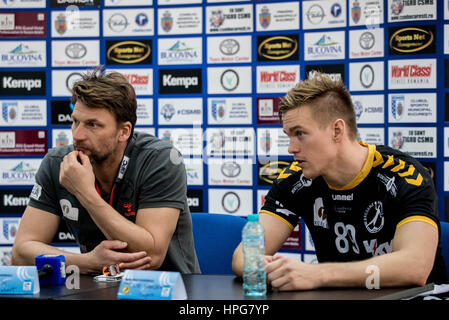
[
  {"left": 258, "top": 35, "right": 298, "bottom": 61},
  {"left": 2, "top": 161, "right": 37, "bottom": 183},
  {"left": 389, "top": 26, "right": 435, "bottom": 54},
  {"left": 2, "top": 43, "right": 43, "bottom": 65}
]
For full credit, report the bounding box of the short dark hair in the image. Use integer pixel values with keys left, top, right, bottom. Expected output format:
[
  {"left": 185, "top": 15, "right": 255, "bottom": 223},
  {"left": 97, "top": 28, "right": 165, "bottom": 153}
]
[
  {"left": 279, "top": 72, "right": 358, "bottom": 140},
  {"left": 71, "top": 65, "right": 137, "bottom": 136}
]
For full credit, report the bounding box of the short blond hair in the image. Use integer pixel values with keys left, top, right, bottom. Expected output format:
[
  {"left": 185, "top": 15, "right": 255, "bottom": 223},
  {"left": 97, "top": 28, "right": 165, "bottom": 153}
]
[{"left": 279, "top": 72, "right": 358, "bottom": 140}]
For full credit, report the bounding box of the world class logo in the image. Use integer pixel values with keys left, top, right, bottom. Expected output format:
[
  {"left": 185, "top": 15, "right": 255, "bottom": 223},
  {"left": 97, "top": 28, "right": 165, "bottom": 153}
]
[
  {"left": 389, "top": 25, "right": 435, "bottom": 55},
  {"left": 257, "top": 35, "right": 298, "bottom": 61}
]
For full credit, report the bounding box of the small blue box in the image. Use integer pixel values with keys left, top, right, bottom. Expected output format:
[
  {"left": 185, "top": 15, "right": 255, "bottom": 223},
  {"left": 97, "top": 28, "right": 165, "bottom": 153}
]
[
  {"left": 35, "top": 254, "right": 66, "bottom": 285},
  {"left": 117, "top": 270, "right": 186, "bottom": 300},
  {"left": 0, "top": 266, "right": 39, "bottom": 295}
]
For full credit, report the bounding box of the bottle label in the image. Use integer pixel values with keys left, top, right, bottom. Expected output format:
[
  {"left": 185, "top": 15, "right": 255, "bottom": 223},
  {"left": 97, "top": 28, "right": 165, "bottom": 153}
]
[{"left": 243, "top": 235, "right": 264, "bottom": 247}]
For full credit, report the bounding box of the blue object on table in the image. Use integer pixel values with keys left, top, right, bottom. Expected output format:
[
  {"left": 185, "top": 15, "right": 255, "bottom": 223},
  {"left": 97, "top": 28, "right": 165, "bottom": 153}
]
[
  {"left": 0, "top": 266, "right": 39, "bottom": 294},
  {"left": 35, "top": 254, "right": 66, "bottom": 285},
  {"left": 117, "top": 269, "right": 186, "bottom": 300}
]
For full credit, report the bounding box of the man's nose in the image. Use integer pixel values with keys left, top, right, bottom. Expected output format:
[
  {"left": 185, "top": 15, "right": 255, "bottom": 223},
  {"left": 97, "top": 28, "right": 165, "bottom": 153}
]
[
  {"left": 72, "top": 124, "right": 86, "bottom": 141},
  {"left": 288, "top": 138, "right": 299, "bottom": 155}
]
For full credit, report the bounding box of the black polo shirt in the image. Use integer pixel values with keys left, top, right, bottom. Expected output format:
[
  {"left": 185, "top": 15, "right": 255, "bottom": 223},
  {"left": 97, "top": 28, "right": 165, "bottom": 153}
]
[{"left": 29, "top": 131, "right": 200, "bottom": 274}]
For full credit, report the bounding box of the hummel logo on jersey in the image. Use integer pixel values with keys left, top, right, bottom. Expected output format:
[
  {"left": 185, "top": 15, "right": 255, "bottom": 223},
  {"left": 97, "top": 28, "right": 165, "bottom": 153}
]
[
  {"left": 123, "top": 202, "right": 136, "bottom": 217},
  {"left": 331, "top": 193, "right": 353, "bottom": 201}
]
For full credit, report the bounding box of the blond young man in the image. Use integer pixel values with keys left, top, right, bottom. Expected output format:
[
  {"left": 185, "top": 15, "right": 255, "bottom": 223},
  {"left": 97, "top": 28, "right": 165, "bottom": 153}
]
[{"left": 232, "top": 73, "right": 447, "bottom": 290}]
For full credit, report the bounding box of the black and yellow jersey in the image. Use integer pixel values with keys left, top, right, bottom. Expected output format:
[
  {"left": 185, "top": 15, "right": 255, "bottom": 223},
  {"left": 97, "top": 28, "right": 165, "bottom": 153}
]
[{"left": 260, "top": 141, "right": 448, "bottom": 284}]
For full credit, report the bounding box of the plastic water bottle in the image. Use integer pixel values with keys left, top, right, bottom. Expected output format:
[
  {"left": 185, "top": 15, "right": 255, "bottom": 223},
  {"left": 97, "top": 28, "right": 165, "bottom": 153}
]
[{"left": 242, "top": 214, "right": 266, "bottom": 296}]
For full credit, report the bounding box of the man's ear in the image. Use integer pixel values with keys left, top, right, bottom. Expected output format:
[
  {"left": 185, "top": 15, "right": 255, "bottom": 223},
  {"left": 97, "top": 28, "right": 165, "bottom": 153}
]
[
  {"left": 332, "top": 119, "right": 345, "bottom": 143},
  {"left": 118, "top": 121, "right": 132, "bottom": 142}
]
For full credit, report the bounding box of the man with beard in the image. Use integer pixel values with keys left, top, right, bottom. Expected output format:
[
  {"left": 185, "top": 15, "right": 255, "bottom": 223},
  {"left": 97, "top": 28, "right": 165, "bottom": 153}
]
[{"left": 12, "top": 66, "right": 200, "bottom": 274}]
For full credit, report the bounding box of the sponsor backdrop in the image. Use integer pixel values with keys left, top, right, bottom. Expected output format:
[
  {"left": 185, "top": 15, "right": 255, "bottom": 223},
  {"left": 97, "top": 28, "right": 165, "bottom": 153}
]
[{"left": 0, "top": 0, "right": 447, "bottom": 265}]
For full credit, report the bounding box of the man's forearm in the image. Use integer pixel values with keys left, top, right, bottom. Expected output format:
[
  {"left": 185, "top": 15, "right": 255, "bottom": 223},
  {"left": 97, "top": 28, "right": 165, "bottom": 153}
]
[
  {"left": 232, "top": 244, "right": 244, "bottom": 277},
  {"left": 317, "top": 250, "right": 430, "bottom": 288},
  {"left": 75, "top": 191, "right": 157, "bottom": 260},
  {"left": 12, "top": 240, "right": 93, "bottom": 274},
  {"left": 319, "top": 222, "right": 437, "bottom": 289}
]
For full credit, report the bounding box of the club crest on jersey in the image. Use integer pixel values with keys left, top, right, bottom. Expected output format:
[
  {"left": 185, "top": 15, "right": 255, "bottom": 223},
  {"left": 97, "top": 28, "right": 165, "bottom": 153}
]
[{"left": 363, "top": 201, "right": 384, "bottom": 233}]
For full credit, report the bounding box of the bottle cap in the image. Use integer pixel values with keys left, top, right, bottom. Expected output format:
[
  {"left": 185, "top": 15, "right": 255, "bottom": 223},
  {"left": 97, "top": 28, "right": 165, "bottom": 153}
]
[{"left": 247, "top": 214, "right": 259, "bottom": 222}]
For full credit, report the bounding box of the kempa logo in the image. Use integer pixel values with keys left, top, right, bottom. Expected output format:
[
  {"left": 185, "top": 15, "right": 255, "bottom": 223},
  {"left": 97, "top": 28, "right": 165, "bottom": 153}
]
[
  {"left": 162, "top": 74, "right": 198, "bottom": 88},
  {"left": 3, "top": 194, "right": 29, "bottom": 207},
  {"left": 2, "top": 77, "right": 42, "bottom": 91}
]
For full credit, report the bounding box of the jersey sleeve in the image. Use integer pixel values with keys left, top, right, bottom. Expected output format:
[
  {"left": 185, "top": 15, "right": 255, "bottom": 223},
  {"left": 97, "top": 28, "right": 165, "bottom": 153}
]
[
  {"left": 394, "top": 163, "right": 438, "bottom": 230},
  {"left": 137, "top": 147, "right": 187, "bottom": 211},
  {"left": 27, "top": 151, "right": 62, "bottom": 216},
  {"left": 260, "top": 169, "right": 302, "bottom": 230}
]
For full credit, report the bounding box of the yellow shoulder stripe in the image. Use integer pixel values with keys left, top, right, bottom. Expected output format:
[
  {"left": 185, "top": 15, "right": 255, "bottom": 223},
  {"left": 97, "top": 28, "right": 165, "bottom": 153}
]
[
  {"left": 260, "top": 209, "right": 294, "bottom": 230},
  {"left": 289, "top": 162, "right": 301, "bottom": 172},
  {"left": 371, "top": 146, "right": 423, "bottom": 187},
  {"left": 277, "top": 162, "right": 302, "bottom": 180},
  {"left": 405, "top": 173, "right": 423, "bottom": 186},
  {"left": 396, "top": 215, "right": 438, "bottom": 231},
  {"left": 277, "top": 168, "right": 291, "bottom": 180},
  {"left": 382, "top": 155, "right": 395, "bottom": 169},
  {"left": 398, "top": 164, "right": 415, "bottom": 177},
  {"left": 373, "top": 150, "right": 384, "bottom": 167},
  {"left": 391, "top": 159, "right": 405, "bottom": 172}
]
